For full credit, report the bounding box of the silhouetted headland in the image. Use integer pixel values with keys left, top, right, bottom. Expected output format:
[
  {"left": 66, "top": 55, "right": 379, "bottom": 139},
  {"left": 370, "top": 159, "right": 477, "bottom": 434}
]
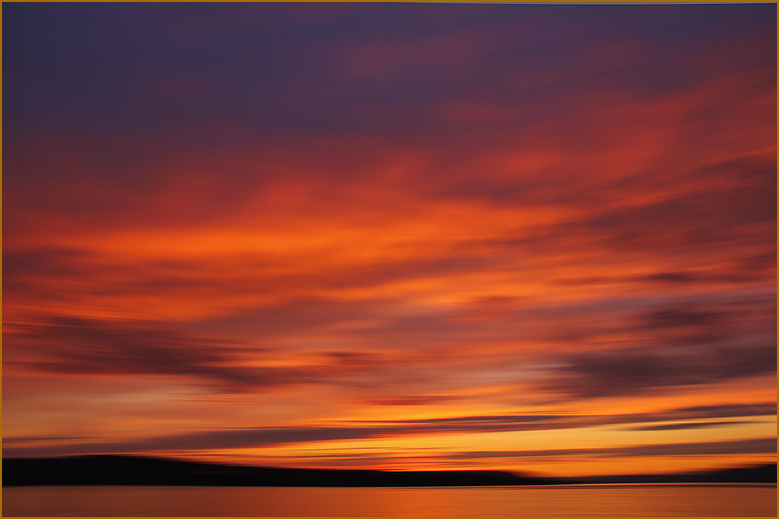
[{"left": 2, "top": 455, "right": 776, "bottom": 487}]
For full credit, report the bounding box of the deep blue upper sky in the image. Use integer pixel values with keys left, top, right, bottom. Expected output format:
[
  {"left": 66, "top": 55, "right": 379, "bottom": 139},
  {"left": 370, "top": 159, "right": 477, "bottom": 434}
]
[{"left": 5, "top": 3, "right": 774, "bottom": 142}]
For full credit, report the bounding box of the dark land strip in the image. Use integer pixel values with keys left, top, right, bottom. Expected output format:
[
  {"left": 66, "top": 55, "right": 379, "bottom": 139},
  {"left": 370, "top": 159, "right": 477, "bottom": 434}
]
[{"left": 2, "top": 455, "right": 776, "bottom": 487}]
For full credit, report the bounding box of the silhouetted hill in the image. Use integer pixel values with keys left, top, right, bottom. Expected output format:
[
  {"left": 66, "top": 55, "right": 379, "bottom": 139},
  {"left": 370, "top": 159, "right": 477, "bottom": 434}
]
[
  {"left": 2, "top": 455, "right": 539, "bottom": 487},
  {"left": 2, "top": 455, "right": 775, "bottom": 487}
]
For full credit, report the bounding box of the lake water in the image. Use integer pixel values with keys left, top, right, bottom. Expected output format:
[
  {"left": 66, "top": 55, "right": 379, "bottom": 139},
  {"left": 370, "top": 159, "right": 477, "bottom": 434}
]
[{"left": 2, "top": 484, "right": 776, "bottom": 516}]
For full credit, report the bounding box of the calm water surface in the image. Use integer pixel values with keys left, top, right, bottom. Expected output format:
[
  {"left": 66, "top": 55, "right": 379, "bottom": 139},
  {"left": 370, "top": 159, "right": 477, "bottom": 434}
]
[{"left": 3, "top": 484, "right": 776, "bottom": 517}]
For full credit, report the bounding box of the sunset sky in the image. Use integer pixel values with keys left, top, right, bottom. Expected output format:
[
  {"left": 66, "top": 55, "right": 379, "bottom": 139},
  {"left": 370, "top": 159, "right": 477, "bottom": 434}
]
[{"left": 3, "top": 2, "right": 776, "bottom": 478}]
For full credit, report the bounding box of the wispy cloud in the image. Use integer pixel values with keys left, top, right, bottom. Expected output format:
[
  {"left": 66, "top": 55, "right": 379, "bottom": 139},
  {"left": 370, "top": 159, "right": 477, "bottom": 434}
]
[{"left": 4, "top": 402, "right": 774, "bottom": 458}]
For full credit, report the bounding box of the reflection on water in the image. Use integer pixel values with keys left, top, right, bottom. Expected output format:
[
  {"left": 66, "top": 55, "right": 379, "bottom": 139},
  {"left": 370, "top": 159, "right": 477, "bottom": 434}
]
[{"left": 3, "top": 484, "right": 776, "bottom": 517}]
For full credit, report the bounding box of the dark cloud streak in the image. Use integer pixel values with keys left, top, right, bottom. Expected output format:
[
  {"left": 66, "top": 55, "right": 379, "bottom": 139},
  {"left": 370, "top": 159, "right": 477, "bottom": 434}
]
[
  {"left": 550, "top": 342, "right": 776, "bottom": 398},
  {"left": 4, "top": 315, "right": 375, "bottom": 392},
  {"left": 447, "top": 438, "right": 777, "bottom": 460}
]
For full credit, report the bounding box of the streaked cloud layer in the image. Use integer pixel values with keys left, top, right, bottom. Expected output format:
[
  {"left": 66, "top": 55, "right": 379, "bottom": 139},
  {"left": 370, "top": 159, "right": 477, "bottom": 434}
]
[{"left": 3, "top": 3, "right": 775, "bottom": 476}]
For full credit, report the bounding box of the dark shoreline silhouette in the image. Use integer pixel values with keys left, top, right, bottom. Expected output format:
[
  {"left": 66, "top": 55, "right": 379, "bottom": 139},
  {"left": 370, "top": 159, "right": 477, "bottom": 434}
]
[{"left": 2, "top": 455, "right": 776, "bottom": 487}]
